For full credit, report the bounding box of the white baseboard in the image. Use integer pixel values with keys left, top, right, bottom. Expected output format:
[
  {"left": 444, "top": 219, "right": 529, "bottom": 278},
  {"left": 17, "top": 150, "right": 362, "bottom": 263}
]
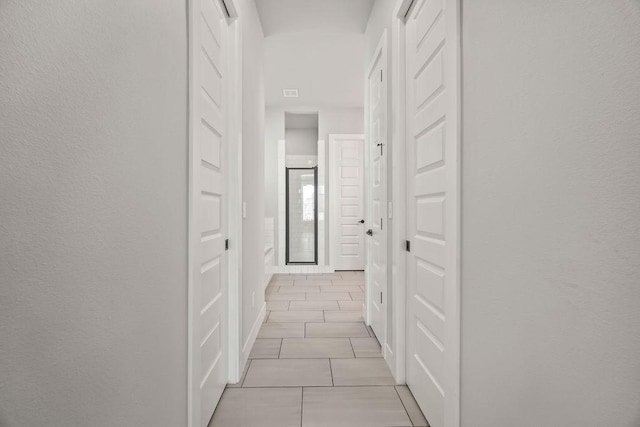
[{"left": 240, "top": 302, "right": 266, "bottom": 367}]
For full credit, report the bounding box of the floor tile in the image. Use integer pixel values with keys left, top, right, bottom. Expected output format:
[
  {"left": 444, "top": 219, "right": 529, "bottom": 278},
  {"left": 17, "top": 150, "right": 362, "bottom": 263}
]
[
  {"left": 268, "top": 310, "right": 324, "bottom": 323},
  {"left": 323, "top": 311, "right": 363, "bottom": 322},
  {"left": 296, "top": 280, "right": 332, "bottom": 286},
  {"left": 331, "top": 280, "right": 365, "bottom": 286},
  {"left": 320, "top": 285, "right": 362, "bottom": 293},
  {"left": 350, "top": 291, "right": 365, "bottom": 301},
  {"left": 243, "top": 359, "right": 332, "bottom": 387},
  {"left": 395, "top": 385, "right": 429, "bottom": 427},
  {"left": 277, "top": 285, "right": 321, "bottom": 294},
  {"left": 350, "top": 337, "right": 382, "bottom": 358},
  {"left": 266, "top": 301, "right": 290, "bottom": 311},
  {"left": 249, "top": 339, "right": 282, "bottom": 359},
  {"left": 257, "top": 322, "right": 305, "bottom": 338},
  {"left": 306, "top": 322, "right": 369, "bottom": 338},
  {"left": 306, "top": 292, "right": 352, "bottom": 301},
  {"left": 289, "top": 300, "right": 340, "bottom": 311},
  {"left": 270, "top": 280, "right": 294, "bottom": 287},
  {"left": 280, "top": 338, "right": 354, "bottom": 358},
  {"left": 331, "top": 358, "right": 396, "bottom": 386},
  {"left": 308, "top": 273, "right": 343, "bottom": 280},
  {"left": 339, "top": 300, "right": 363, "bottom": 311},
  {"left": 210, "top": 387, "right": 302, "bottom": 427},
  {"left": 301, "top": 386, "right": 411, "bottom": 427},
  {"left": 266, "top": 293, "right": 305, "bottom": 301}
]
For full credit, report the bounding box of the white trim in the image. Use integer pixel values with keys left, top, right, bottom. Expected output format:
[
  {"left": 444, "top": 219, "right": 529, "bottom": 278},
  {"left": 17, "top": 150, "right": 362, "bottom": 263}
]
[
  {"left": 445, "top": 1, "right": 462, "bottom": 425},
  {"left": 317, "top": 140, "right": 326, "bottom": 267},
  {"left": 277, "top": 140, "right": 286, "bottom": 266},
  {"left": 226, "top": 10, "right": 243, "bottom": 386},
  {"left": 240, "top": 302, "right": 266, "bottom": 366},
  {"left": 388, "top": 0, "right": 414, "bottom": 385},
  {"left": 328, "top": 134, "right": 366, "bottom": 271}
]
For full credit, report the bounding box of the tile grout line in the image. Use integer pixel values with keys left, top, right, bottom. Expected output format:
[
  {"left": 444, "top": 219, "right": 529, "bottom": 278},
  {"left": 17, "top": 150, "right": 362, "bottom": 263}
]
[
  {"left": 393, "top": 385, "right": 417, "bottom": 427},
  {"left": 277, "top": 338, "right": 283, "bottom": 359},
  {"left": 328, "top": 358, "right": 334, "bottom": 386},
  {"left": 348, "top": 337, "right": 356, "bottom": 358},
  {"left": 240, "top": 359, "right": 252, "bottom": 388},
  {"left": 300, "top": 387, "right": 304, "bottom": 427}
]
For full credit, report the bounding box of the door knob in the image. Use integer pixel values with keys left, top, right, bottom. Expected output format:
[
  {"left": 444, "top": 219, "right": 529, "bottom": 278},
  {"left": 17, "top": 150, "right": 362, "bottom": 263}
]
[
  {"left": 366, "top": 229, "right": 373, "bottom": 236},
  {"left": 358, "top": 219, "right": 365, "bottom": 224}
]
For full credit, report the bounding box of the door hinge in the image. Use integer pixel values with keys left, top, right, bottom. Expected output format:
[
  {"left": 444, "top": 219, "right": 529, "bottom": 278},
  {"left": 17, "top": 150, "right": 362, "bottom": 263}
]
[
  {"left": 380, "top": 292, "right": 383, "bottom": 304},
  {"left": 405, "top": 240, "right": 411, "bottom": 252},
  {"left": 380, "top": 69, "right": 383, "bottom": 82},
  {"left": 225, "top": 239, "right": 229, "bottom": 251},
  {"left": 380, "top": 218, "right": 383, "bottom": 231}
]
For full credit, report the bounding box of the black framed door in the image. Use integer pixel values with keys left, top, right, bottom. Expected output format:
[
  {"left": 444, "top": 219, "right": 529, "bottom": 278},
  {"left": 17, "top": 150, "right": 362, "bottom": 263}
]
[{"left": 286, "top": 167, "right": 318, "bottom": 265}]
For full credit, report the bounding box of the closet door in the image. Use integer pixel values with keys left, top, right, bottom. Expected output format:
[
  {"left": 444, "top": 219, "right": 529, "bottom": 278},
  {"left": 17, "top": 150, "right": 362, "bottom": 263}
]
[{"left": 405, "top": 0, "right": 460, "bottom": 426}]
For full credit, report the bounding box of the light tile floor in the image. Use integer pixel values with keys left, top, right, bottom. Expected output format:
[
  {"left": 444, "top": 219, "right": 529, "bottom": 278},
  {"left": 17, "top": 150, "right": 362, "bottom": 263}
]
[{"left": 210, "top": 272, "right": 429, "bottom": 427}]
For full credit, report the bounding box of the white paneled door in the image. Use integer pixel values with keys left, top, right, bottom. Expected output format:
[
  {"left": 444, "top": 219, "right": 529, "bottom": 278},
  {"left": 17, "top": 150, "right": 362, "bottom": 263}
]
[
  {"left": 189, "top": 0, "right": 230, "bottom": 426},
  {"left": 405, "top": 0, "right": 460, "bottom": 426},
  {"left": 367, "top": 43, "right": 387, "bottom": 343},
  {"left": 330, "top": 135, "right": 365, "bottom": 271}
]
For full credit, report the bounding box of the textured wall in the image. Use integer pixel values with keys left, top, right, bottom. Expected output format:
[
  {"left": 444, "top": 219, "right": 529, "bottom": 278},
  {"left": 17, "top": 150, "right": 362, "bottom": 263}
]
[
  {"left": 461, "top": 1, "right": 640, "bottom": 426},
  {"left": 0, "top": 1, "right": 188, "bottom": 426},
  {"left": 240, "top": 0, "right": 267, "bottom": 356}
]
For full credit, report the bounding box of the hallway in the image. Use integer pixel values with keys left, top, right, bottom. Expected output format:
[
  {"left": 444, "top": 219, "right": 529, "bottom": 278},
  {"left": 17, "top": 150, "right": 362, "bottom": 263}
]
[{"left": 210, "top": 272, "right": 428, "bottom": 426}]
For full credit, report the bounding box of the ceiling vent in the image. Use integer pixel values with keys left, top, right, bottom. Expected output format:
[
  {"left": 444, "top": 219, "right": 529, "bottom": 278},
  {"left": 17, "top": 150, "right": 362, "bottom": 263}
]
[{"left": 283, "top": 89, "right": 299, "bottom": 98}]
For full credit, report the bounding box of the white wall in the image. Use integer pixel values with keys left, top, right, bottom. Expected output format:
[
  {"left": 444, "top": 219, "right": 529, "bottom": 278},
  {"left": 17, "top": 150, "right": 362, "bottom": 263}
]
[
  {"left": 285, "top": 128, "right": 318, "bottom": 155},
  {"left": 265, "top": 107, "right": 364, "bottom": 263},
  {"left": 239, "top": 0, "right": 266, "bottom": 361},
  {"left": 0, "top": 1, "right": 188, "bottom": 426},
  {"left": 461, "top": 1, "right": 640, "bottom": 426},
  {"left": 264, "top": 34, "right": 365, "bottom": 107}
]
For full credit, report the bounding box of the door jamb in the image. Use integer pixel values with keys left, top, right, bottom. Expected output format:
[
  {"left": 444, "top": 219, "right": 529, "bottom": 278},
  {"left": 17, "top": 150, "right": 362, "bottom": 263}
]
[{"left": 328, "top": 134, "right": 366, "bottom": 271}]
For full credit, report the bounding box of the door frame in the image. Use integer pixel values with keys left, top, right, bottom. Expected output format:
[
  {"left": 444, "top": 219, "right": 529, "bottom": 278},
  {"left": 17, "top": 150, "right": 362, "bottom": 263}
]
[
  {"left": 328, "top": 133, "right": 366, "bottom": 271},
  {"left": 187, "top": 0, "right": 242, "bottom": 426},
  {"left": 391, "top": 0, "right": 461, "bottom": 425},
  {"left": 364, "top": 31, "right": 389, "bottom": 353}
]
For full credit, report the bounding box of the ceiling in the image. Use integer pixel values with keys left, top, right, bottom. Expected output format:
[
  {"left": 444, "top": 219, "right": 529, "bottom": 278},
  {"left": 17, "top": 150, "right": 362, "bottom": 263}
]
[
  {"left": 256, "top": 0, "right": 373, "bottom": 108},
  {"left": 255, "top": 0, "right": 375, "bottom": 36}
]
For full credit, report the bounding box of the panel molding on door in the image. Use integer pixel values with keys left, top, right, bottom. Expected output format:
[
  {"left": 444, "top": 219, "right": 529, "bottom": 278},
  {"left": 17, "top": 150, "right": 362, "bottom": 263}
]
[
  {"left": 405, "top": 0, "right": 460, "bottom": 426},
  {"left": 366, "top": 33, "right": 388, "bottom": 344},
  {"left": 329, "top": 134, "right": 366, "bottom": 271},
  {"left": 188, "top": 0, "right": 233, "bottom": 426}
]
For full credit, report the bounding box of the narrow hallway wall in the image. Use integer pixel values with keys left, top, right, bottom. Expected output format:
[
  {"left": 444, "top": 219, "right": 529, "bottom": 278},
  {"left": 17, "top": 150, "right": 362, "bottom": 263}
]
[
  {"left": 240, "top": 0, "right": 267, "bottom": 360},
  {"left": 461, "top": 1, "right": 640, "bottom": 425},
  {"left": 0, "top": 1, "right": 188, "bottom": 425}
]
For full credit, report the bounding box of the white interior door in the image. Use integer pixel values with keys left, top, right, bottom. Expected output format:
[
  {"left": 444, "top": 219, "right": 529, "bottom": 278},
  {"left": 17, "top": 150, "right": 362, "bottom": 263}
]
[
  {"left": 189, "top": 0, "right": 229, "bottom": 425},
  {"left": 367, "top": 48, "right": 387, "bottom": 342},
  {"left": 330, "top": 135, "right": 365, "bottom": 271},
  {"left": 405, "top": 0, "right": 460, "bottom": 426}
]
